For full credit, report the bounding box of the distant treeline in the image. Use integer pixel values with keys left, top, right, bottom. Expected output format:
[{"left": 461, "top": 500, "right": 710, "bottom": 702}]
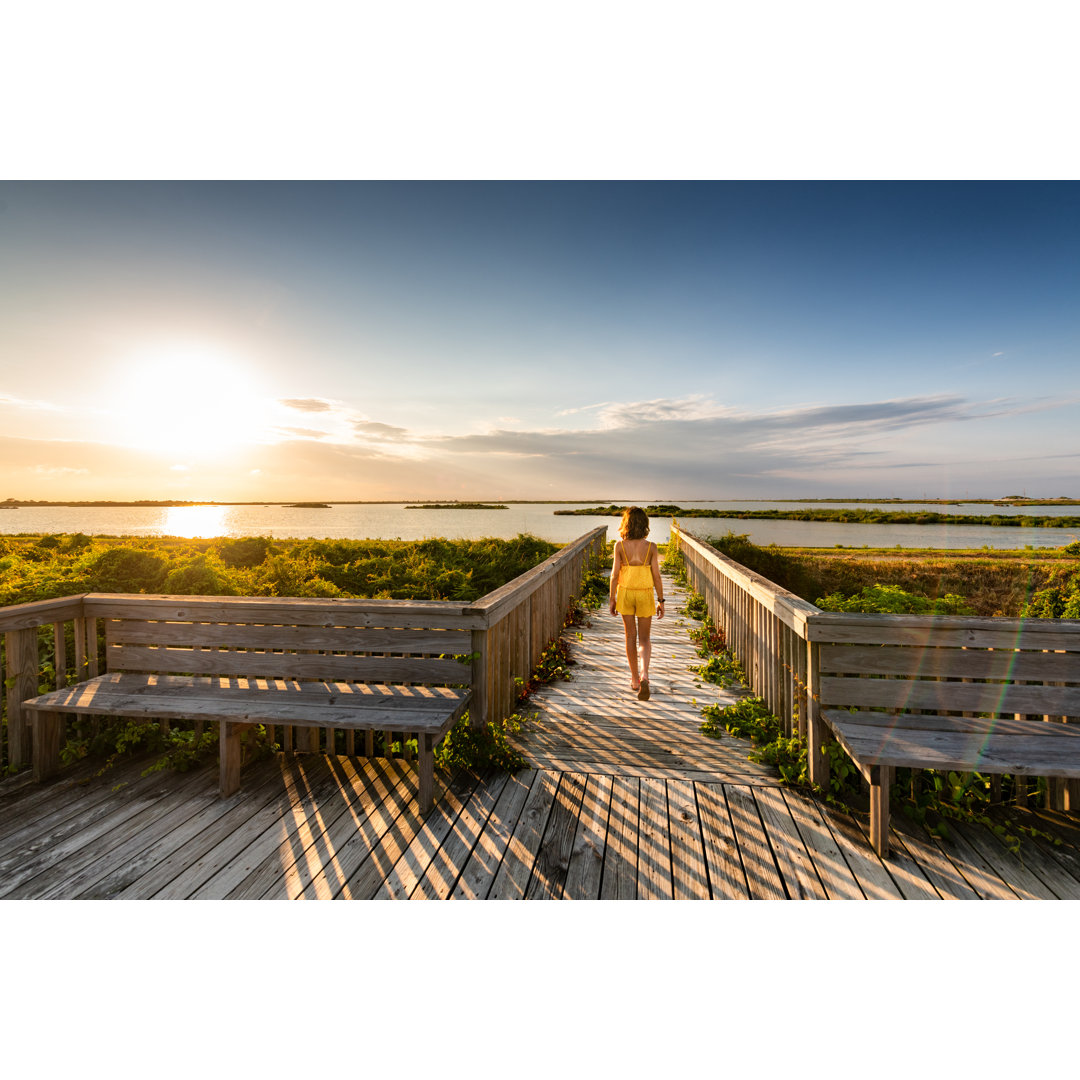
[
  {"left": 555, "top": 504, "right": 1080, "bottom": 527},
  {"left": 405, "top": 503, "right": 508, "bottom": 510}
]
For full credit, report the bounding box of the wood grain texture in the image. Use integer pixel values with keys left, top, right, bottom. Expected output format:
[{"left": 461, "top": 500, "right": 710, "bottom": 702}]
[
  {"left": 820, "top": 675, "right": 1080, "bottom": 717},
  {"left": 526, "top": 772, "right": 587, "bottom": 899},
  {"left": 819, "top": 643, "right": 1080, "bottom": 682}
]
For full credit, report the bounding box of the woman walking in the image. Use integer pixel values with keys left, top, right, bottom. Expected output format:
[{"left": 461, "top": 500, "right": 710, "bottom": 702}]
[{"left": 608, "top": 506, "right": 666, "bottom": 700}]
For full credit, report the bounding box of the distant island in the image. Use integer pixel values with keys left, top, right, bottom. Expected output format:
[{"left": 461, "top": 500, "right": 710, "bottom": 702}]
[
  {"left": 285, "top": 502, "right": 331, "bottom": 508},
  {"left": 405, "top": 502, "right": 509, "bottom": 510},
  {"left": 757, "top": 497, "right": 1080, "bottom": 507},
  {"left": 554, "top": 504, "right": 1080, "bottom": 528}
]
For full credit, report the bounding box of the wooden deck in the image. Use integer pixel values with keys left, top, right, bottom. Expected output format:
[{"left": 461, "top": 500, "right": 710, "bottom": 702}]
[{"left": 3, "top": 571, "right": 1080, "bottom": 900}]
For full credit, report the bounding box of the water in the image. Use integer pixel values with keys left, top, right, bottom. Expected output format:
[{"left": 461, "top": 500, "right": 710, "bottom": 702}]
[{"left": 1, "top": 500, "right": 1078, "bottom": 549}]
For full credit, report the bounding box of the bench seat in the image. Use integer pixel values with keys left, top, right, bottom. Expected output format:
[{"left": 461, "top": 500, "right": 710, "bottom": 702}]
[
  {"left": 24, "top": 672, "right": 470, "bottom": 813},
  {"left": 809, "top": 615, "right": 1080, "bottom": 857},
  {"left": 822, "top": 709, "right": 1080, "bottom": 777}
]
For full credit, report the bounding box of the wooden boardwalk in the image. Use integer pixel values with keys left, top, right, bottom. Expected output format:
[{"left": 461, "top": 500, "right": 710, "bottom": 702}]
[{"left": 3, "top": 571, "right": 1080, "bottom": 899}]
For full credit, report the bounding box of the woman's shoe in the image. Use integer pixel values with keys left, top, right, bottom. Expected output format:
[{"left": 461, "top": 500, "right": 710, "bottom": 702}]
[{"left": 637, "top": 678, "right": 650, "bottom": 701}]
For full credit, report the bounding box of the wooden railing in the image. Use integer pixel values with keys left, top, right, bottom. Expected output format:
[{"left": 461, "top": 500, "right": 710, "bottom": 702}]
[
  {"left": 0, "top": 528, "right": 608, "bottom": 773},
  {"left": 671, "top": 522, "right": 818, "bottom": 739},
  {"left": 670, "top": 522, "right": 1080, "bottom": 811},
  {"left": 465, "top": 526, "right": 607, "bottom": 726}
]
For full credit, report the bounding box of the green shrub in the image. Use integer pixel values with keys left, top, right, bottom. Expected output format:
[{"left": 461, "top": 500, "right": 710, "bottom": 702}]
[
  {"left": 434, "top": 713, "right": 527, "bottom": 772},
  {"left": 161, "top": 552, "right": 240, "bottom": 595},
  {"left": 1022, "top": 570, "right": 1080, "bottom": 619},
  {"left": 215, "top": 536, "right": 275, "bottom": 568},
  {"left": 87, "top": 547, "right": 169, "bottom": 592},
  {"left": 816, "top": 583, "right": 972, "bottom": 615}
]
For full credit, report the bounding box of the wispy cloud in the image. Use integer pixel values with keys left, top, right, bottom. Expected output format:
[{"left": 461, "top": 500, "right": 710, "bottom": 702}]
[
  {"left": 352, "top": 420, "right": 412, "bottom": 441},
  {"left": 278, "top": 398, "right": 334, "bottom": 413},
  {"left": 1, "top": 393, "right": 66, "bottom": 413},
  {"left": 276, "top": 426, "right": 330, "bottom": 439}
]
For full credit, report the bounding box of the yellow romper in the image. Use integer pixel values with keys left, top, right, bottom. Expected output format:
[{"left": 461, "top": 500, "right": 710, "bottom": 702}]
[{"left": 615, "top": 541, "right": 657, "bottom": 618}]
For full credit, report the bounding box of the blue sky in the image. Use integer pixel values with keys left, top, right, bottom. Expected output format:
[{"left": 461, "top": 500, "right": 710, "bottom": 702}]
[{"left": 1, "top": 180, "right": 1078, "bottom": 500}]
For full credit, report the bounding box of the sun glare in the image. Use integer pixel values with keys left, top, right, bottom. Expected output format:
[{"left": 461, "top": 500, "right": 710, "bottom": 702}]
[
  {"left": 111, "top": 346, "right": 272, "bottom": 458},
  {"left": 162, "top": 504, "right": 229, "bottom": 538}
]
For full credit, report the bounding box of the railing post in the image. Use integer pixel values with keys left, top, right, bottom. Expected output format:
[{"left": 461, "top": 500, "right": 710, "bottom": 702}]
[
  {"left": 805, "top": 634, "right": 829, "bottom": 790},
  {"left": 4, "top": 628, "right": 38, "bottom": 768},
  {"left": 470, "top": 625, "right": 489, "bottom": 728}
]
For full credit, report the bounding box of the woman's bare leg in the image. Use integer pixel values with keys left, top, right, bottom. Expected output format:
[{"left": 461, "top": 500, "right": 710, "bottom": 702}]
[
  {"left": 621, "top": 614, "right": 640, "bottom": 688},
  {"left": 637, "top": 616, "right": 653, "bottom": 681}
]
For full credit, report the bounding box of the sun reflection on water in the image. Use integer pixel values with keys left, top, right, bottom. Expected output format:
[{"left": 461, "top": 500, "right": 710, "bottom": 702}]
[{"left": 162, "top": 505, "right": 230, "bottom": 538}]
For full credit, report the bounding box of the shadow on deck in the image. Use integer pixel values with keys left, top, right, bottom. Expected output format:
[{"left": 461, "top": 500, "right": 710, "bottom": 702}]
[
  {"left": 5, "top": 744, "right": 1080, "bottom": 900},
  {"left": 4, "top": 566, "right": 1080, "bottom": 899}
]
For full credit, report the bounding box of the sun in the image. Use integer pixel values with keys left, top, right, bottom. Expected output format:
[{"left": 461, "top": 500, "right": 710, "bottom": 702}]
[{"left": 110, "top": 345, "right": 272, "bottom": 459}]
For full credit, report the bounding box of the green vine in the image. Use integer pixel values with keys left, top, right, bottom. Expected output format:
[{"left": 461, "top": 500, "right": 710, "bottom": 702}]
[{"left": 434, "top": 711, "right": 528, "bottom": 773}]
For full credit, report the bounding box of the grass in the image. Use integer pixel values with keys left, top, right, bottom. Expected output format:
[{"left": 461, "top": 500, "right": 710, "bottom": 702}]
[{"left": 700, "top": 532, "right": 1079, "bottom": 617}]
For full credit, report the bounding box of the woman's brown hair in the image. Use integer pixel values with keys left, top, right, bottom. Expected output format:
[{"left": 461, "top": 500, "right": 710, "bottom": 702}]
[{"left": 619, "top": 506, "right": 650, "bottom": 540}]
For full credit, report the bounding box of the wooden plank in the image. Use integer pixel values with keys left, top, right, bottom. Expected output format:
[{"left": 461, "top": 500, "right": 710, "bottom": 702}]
[
  {"left": 695, "top": 783, "right": 751, "bottom": 899},
  {"left": 21, "top": 769, "right": 217, "bottom": 899},
  {"left": 86, "top": 618, "right": 99, "bottom": 678},
  {"left": 825, "top": 709, "right": 1080, "bottom": 738},
  {"left": 666, "top": 779, "right": 710, "bottom": 899},
  {"left": 377, "top": 769, "right": 484, "bottom": 899},
  {"left": 811, "top": 801, "right": 917, "bottom": 899},
  {"left": 826, "top": 721, "right": 1080, "bottom": 777},
  {"left": 0, "top": 755, "right": 158, "bottom": 847},
  {"left": 779, "top": 789, "right": 865, "bottom": 899},
  {"left": 413, "top": 771, "right": 512, "bottom": 899},
  {"left": 924, "top": 823, "right": 1022, "bottom": 900},
  {"left": 246, "top": 757, "right": 414, "bottom": 900},
  {"left": 0, "top": 751, "right": 103, "bottom": 816},
  {"left": 487, "top": 770, "right": 560, "bottom": 900},
  {"left": 153, "top": 757, "right": 345, "bottom": 898},
  {"left": 0, "top": 595, "right": 86, "bottom": 633},
  {"left": 337, "top": 768, "right": 464, "bottom": 899},
  {"left": 32, "top": 710, "right": 62, "bottom": 781},
  {"left": 636, "top": 778, "right": 673, "bottom": 899},
  {"left": 451, "top": 770, "right": 538, "bottom": 899},
  {"left": 819, "top": 643, "right": 1080, "bottom": 682},
  {"left": 562, "top": 774, "right": 613, "bottom": 900},
  {"left": 884, "top": 812, "right": 982, "bottom": 899},
  {"left": 753, "top": 787, "right": 827, "bottom": 899},
  {"left": 722, "top": 789, "right": 789, "bottom": 899},
  {"left": 84, "top": 593, "right": 480, "bottom": 629},
  {"left": 0, "top": 763, "right": 216, "bottom": 899},
  {"left": 470, "top": 627, "right": 488, "bottom": 727},
  {"left": 4, "top": 628, "right": 37, "bottom": 767},
  {"left": 820, "top": 675, "right": 1080, "bottom": 717},
  {"left": 1025, "top": 823, "right": 1080, "bottom": 893},
  {"left": 945, "top": 818, "right": 1061, "bottom": 900},
  {"left": 525, "top": 772, "right": 588, "bottom": 899},
  {"left": 53, "top": 622, "right": 66, "bottom": 690},
  {"left": 106, "top": 620, "right": 472, "bottom": 655},
  {"left": 74, "top": 617, "right": 87, "bottom": 681},
  {"left": 809, "top": 616, "right": 1080, "bottom": 651},
  {"left": 25, "top": 674, "right": 469, "bottom": 732},
  {"left": 113, "top": 760, "right": 306, "bottom": 898},
  {"left": 599, "top": 777, "right": 639, "bottom": 900},
  {"left": 107, "top": 644, "right": 466, "bottom": 684},
  {"left": 998, "top": 829, "right": 1080, "bottom": 900}
]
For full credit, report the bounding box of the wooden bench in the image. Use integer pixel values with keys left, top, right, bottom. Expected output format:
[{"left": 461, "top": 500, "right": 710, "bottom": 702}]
[
  {"left": 21, "top": 595, "right": 474, "bottom": 814},
  {"left": 808, "top": 614, "right": 1080, "bottom": 857}
]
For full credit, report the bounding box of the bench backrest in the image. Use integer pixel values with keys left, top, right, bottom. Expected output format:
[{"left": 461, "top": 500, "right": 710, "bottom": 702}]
[
  {"left": 812, "top": 615, "right": 1080, "bottom": 721},
  {"left": 96, "top": 596, "right": 475, "bottom": 688}
]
